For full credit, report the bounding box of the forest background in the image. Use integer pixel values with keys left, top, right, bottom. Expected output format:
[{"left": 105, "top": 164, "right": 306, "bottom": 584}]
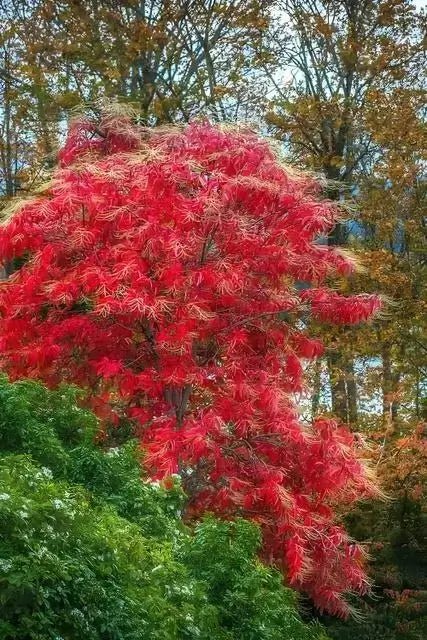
[{"left": 0, "top": 1, "right": 426, "bottom": 639}]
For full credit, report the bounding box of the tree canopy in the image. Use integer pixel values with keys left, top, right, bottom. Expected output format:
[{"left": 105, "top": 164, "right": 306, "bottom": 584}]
[{"left": 0, "top": 111, "right": 383, "bottom": 616}]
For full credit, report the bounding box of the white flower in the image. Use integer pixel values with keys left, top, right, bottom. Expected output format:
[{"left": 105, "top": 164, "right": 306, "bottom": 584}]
[
  {"left": 106, "top": 447, "right": 120, "bottom": 457},
  {"left": 41, "top": 467, "right": 53, "bottom": 478},
  {"left": 0, "top": 493, "right": 10, "bottom": 500},
  {"left": 177, "top": 585, "right": 193, "bottom": 596},
  {"left": 187, "top": 625, "right": 200, "bottom": 637},
  {"left": 52, "top": 499, "right": 65, "bottom": 509},
  {"left": 151, "top": 565, "right": 163, "bottom": 573},
  {"left": 0, "top": 559, "right": 12, "bottom": 571}
]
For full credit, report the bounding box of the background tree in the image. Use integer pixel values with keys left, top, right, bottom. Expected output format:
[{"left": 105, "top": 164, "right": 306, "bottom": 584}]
[
  {"left": 264, "top": 0, "right": 426, "bottom": 423},
  {"left": 324, "top": 416, "right": 427, "bottom": 640},
  {"left": 0, "top": 0, "right": 272, "bottom": 143},
  {"left": 0, "top": 0, "right": 274, "bottom": 242}
]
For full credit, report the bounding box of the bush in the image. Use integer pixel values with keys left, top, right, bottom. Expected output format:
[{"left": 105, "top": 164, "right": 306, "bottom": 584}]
[{"left": 0, "top": 376, "right": 327, "bottom": 640}]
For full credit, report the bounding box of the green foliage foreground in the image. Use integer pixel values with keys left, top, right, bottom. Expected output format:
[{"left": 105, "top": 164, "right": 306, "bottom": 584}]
[{"left": 0, "top": 376, "right": 327, "bottom": 640}]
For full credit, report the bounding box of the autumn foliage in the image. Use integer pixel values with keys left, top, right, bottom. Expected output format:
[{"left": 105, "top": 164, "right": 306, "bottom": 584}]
[{"left": 0, "top": 112, "right": 382, "bottom": 616}]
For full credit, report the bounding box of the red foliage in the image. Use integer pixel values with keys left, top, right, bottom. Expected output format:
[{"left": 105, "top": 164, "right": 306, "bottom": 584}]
[{"left": 0, "top": 113, "right": 381, "bottom": 616}]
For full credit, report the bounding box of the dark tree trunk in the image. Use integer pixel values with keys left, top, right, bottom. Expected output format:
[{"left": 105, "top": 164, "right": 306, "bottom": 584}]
[
  {"left": 327, "top": 353, "right": 358, "bottom": 424},
  {"left": 328, "top": 351, "right": 349, "bottom": 422},
  {"left": 324, "top": 163, "right": 355, "bottom": 423},
  {"left": 345, "top": 359, "right": 358, "bottom": 424},
  {"left": 311, "top": 358, "right": 322, "bottom": 418},
  {"left": 382, "top": 344, "right": 400, "bottom": 423}
]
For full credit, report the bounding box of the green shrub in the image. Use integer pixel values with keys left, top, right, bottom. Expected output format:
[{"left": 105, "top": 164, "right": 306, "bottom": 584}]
[
  {"left": 0, "top": 455, "right": 218, "bottom": 640},
  {"left": 0, "top": 376, "right": 327, "bottom": 640}
]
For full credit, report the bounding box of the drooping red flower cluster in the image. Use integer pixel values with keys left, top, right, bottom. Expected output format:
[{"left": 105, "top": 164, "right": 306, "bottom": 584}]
[{"left": 0, "top": 112, "right": 381, "bottom": 616}]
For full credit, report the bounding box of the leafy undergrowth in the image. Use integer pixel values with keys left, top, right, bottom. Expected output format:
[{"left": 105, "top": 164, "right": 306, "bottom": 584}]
[{"left": 324, "top": 492, "right": 427, "bottom": 640}]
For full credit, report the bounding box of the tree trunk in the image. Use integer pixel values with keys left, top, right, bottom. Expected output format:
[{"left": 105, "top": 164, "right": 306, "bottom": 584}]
[
  {"left": 327, "top": 351, "right": 358, "bottom": 424},
  {"left": 324, "top": 163, "right": 355, "bottom": 423},
  {"left": 345, "top": 359, "right": 358, "bottom": 424},
  {"left": 1, "top": 49, "right": 16, "bottom": 198},
  {"left": 328, "top": 351, "right": 348, "bottom": 422},
  {"left": 382, "top": 344, "right": 399, "bottom": 423},
  {"left": 311, "top": 358, "right": 322, "bottom": 418}
]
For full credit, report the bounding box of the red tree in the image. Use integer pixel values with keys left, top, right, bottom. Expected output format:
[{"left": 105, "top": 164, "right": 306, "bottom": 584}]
[{"left": 0, "top": 112, "right": 381, "bottom": 616}]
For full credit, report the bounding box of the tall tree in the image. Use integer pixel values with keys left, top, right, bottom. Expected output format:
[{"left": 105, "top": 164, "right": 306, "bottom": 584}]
[
  {"left": 0, "top": 112, "right": 382, "bottom": 616},
  {"left": 264, "top": 0, "right": 426, "bottom": 423},
  {"left": 1, "top": 0, "right": 272, "bottom": 124},
  {"left": 0, "top": 0, "right": 274, "bottom": 238}
]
